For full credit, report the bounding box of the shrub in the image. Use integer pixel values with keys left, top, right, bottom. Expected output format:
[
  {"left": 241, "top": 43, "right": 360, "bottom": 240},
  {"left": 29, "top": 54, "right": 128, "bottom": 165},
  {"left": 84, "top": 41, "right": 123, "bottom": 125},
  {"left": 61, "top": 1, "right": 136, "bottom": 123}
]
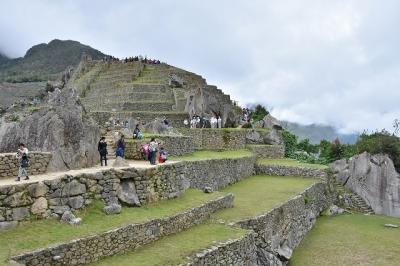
[
  {"left": 241, "top": 123, "right": 252, "bottom": 128},
  {"left": 250, "top": 104, "right": 269, "bottom": 122}
]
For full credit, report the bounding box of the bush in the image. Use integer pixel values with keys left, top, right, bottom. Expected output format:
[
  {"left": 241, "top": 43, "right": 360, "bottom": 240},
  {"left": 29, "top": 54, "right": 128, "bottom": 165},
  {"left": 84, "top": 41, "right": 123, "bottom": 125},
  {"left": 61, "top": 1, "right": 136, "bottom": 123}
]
[
  {"left": 251, "top": 104, "right": 269, "bottom": 122},
  {"left": 282, "top": 130, "right": 297, "bottom": 157},
  {"left": 241, "top": 123, "right": 252, "bottom": 128}
]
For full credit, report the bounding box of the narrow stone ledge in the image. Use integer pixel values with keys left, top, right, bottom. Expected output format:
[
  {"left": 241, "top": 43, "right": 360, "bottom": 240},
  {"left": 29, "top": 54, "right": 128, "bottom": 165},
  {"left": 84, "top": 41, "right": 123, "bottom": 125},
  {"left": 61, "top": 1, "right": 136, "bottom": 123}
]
[
  {"left": 255, "top": 163, "right": 327, "bottom": 178},
  {"left": 10, "top": 193, "right": 234, "bottom": 266}
]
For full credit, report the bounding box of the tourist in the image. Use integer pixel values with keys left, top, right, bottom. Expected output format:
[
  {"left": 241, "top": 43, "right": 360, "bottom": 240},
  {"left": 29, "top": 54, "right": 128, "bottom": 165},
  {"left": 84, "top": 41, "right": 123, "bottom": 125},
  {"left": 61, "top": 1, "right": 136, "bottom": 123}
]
[
  {"left": 15, "top": 143, "right": 29, "bottom": 181},
  {"left": 133, "top": 124, "right": 143, "bottom": 139},
  {"left": 217, "top": 116, "right": 222, "bottom": 128},
  {"left": 183, "top": 119, "right": 189, "bottom": 127},
  {"left": 158, "top": 147, "right": 168, "bottom": 163},
  {"left": 148, "top": 138, "right": 159, "bottom": 165},
  {"left": 211, "top": 116, "right": 217, "bottom": 128},
  {"left": 98, "top": 137, "right": 108, "bottom": 166},
  {"left": 140, "top": 143, "right": 150, "bottom": 160},
  {"left": 116, "top": 135, "right": 125, "bottom": 158}
]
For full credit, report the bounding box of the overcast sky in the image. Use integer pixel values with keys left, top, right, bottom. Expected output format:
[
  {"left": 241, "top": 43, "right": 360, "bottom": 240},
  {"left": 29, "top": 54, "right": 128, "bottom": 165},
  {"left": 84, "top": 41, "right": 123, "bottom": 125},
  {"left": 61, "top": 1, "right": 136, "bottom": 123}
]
[{"left": 1, "top": 0, "right": 399, "bottom": 134}]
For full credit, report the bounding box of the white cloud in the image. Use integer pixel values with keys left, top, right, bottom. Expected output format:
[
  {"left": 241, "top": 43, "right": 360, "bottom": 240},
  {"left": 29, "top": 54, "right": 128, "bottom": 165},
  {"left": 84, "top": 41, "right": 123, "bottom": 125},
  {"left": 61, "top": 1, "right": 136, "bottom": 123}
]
[{"left": 0, "top": 0, "right": 399, "bottom": 133}]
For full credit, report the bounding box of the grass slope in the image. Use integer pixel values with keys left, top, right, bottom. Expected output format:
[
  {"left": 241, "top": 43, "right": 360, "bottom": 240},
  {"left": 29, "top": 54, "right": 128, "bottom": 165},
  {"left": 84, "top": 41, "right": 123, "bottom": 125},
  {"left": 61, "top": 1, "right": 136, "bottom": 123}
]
[
  {"left": 213, "top": 175, "right": 316, "bottom": 222},
  {"left": 291, "top": 214, "right": 400, "bottom": 266},
  {"left": 91, "top": 223, "right": 247, "bottom": 266},
  {"left": 0, "top": 189, "right": 224, "bottom": 264},
  {"left": 171, "top": 149, "right": 253, "bottom": 161},
  {"left": 92, "top": 175, "right": 315, "bottom": 265},
  {"left": 258, "top": 158, "right": 328, "bottom": 170}
]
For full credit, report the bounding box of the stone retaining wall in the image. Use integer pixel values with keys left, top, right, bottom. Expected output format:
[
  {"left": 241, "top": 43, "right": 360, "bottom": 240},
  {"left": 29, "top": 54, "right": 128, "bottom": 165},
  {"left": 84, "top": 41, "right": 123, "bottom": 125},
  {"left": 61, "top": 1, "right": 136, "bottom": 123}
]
[
  {"left": 90, "top": 111, "right": 187, "bottom": 128},
  {"left": 0, "top": 163, "right": 188, "bottom": 227},
  {"left": 125, "top": 135, "right": 194, "bottom": 159},
  {"left": 177, "top": 129, "right": 247, "bottom": 150},
  {"left": 187, "top": 232, "right": 257, "bottom": 266},
  {"left": 0, "top": 152, "right": 52, "bottom": 180},
  {"left": 10, "top": 194, "right": 234, "bottom": 266},
  {"left": 185, "top": 156, "right": 256, "bottom": 191},
  {"left": 246, "top": 145, "right": 284, "bottom": 159},
  {"left": 255, "top": 163, "right": 327, "bottom": 178},
  {"left": 236, "top": 182, "right": 332, "bottom": 265}
]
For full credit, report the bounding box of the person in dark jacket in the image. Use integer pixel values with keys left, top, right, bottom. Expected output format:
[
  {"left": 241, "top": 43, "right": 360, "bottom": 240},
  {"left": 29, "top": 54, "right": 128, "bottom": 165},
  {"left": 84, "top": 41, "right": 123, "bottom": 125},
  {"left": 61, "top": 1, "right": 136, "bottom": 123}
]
[
  {"left": 98, "top": 137, "right": 108, "bottom": 166},
  {"left": 116, "top": 135, "right": 126, "bottom": 158}
]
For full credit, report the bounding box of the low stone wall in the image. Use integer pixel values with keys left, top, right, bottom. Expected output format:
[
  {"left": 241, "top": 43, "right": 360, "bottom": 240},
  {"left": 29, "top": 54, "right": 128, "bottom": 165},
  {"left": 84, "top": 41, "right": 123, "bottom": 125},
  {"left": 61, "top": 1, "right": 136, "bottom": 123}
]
[
  {"left": 185, "top": 156, "right": 256, "bottom": 191},
  {"left": 187, "top": 232, "right": 257, "bottom": 266},
  {"left": 246, "top": 145, "right": 284, "bottom": 159},
  {"left": 0, "top": 163, "right": 188, "bottom": 227},
  {"left": 125, "top": 135, "right": 194, "bottom": 159},
  {"left": 10, "top": 194, "right": 234, "bottom": 266},
  {"left": 235, "top": 182, "right": 332, "bottom": 265},
  {"left": 255, "top": 163, "right": 327, "bottom": 178},
  {"left": 90, "top": 111, "right": 187, "bottom": 128},
  {"left": 177, "top": 129, "right": 247, "bottom": 150},
  {"left": 0, "top": 152, "right": 52, "bottom": 180}
]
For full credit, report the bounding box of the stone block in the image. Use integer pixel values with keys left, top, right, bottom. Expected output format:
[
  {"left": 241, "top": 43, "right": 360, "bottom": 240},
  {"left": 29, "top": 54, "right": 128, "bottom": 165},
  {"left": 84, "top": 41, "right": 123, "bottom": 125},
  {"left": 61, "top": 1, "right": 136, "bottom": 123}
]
[{"left": 12, "top": 207, "right": 29, "bottom": 221}]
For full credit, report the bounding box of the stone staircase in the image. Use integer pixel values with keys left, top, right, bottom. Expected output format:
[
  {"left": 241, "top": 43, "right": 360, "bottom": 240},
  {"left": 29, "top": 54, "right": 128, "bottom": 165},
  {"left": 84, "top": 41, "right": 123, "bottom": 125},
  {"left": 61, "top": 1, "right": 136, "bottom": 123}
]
[
  {"left": 104, "top": 131, "right": 116, "bottom": 156},
  {"left": 333, "top": 181, "right": 374, "bottom": 214}
]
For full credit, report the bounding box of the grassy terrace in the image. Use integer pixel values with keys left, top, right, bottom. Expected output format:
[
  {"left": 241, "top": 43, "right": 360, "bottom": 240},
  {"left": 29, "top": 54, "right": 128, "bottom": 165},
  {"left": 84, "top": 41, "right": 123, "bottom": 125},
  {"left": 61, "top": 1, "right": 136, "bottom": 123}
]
[
  {"left": 291, "top": 214, "right": 400, "bottom": 266},
  {"left": 170, "top": 149, "right": 253, "bottom": 161},
  {"left": 0, "top": 189, "right": 225, "bottom": 264},
  {"left": 91, "top": 223, "right": 248, "bottom": 266},
  {"left": 258, "top": 158, "right": 328, "bottom": 170},
  {"left": 92, "top": 175, "right": 316, "bottom": 265},
  {"left": 213, "top": 175, "right": 316, "bottom": 222}
]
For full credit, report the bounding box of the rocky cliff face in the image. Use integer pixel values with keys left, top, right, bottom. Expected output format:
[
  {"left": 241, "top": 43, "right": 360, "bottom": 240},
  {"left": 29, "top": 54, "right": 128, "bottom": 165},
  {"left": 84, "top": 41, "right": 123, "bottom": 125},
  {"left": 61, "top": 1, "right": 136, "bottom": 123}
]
[
  {"left": 0, "top": 87, "right": 100, "bottom": 172},
  {"left": 331, "top": 152, "right": 400, "bottom": 217}
]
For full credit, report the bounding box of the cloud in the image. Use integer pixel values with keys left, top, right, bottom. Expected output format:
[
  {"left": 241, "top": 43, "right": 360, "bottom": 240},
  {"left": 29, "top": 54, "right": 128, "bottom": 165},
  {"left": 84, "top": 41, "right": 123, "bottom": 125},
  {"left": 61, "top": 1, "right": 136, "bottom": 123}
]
[{"left": 0, "top": 0, "right": 399, "bottom": 133}]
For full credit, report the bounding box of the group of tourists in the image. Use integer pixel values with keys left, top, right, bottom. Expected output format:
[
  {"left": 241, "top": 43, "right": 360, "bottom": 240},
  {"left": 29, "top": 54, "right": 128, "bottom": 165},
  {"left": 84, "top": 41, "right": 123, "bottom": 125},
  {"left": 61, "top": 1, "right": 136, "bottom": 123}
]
[
  {"left": 97, "top": 123, "right": 168, "bottom": 167},
  {"left": 210, "top": 116, "right": 222, "bottom": 128},
  {"left": 123, "top": 56, "right": 161, "bottom": 64},
  {"left": 184, "top": 115, "right": 222, "bottom": 128},
  {"left": 241, "top": 108, "right": 251, "bottom": 123},
  {"left": 140, "top": 138, "right": 168, "bottom": 165}
]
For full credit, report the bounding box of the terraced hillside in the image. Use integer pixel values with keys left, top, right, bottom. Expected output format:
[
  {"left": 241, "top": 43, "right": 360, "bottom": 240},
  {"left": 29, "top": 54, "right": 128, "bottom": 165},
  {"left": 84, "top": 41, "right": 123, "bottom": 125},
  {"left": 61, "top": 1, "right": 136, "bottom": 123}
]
[{"left": 72, "top": 59, "right": 237, "bottom": 129}]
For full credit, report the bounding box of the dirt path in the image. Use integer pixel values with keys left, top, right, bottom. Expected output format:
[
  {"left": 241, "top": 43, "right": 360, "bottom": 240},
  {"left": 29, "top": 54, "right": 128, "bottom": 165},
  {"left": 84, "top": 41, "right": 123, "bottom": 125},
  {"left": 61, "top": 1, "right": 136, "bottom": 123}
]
[{"left": 0, "top": 159, "right": 179, "bottom": 187}]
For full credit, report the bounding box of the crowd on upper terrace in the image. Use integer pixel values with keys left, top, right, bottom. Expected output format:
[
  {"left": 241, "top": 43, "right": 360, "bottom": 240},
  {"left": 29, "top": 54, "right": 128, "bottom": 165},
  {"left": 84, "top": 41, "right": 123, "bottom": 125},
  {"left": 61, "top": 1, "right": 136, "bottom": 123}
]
[{"left": 102, "top": 55, "right": 161, "bottom": 64}]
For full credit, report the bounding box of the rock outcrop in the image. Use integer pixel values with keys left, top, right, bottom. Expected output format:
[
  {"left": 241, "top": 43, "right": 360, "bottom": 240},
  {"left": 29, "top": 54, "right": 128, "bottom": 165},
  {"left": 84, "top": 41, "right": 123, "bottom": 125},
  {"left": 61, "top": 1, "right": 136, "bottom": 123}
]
[
  {"left": 0, "top": 86, "right": 100, "bottom": 171},
  {"left": 331, "top": 152, "right": 400, "bottom": 217}
]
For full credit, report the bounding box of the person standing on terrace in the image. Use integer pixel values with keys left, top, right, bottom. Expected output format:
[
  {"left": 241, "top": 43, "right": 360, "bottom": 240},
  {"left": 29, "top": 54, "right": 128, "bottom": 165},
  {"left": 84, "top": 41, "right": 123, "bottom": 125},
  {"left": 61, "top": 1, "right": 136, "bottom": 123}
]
[
  {"left": 98, "top": 137, "right": 108, "bottom": 166},
  {"left": 15, "top": 143, "right": 29, "bottom": 181},
  {"left": 148, "top": 138, "right": 159, "bottom": 165}
]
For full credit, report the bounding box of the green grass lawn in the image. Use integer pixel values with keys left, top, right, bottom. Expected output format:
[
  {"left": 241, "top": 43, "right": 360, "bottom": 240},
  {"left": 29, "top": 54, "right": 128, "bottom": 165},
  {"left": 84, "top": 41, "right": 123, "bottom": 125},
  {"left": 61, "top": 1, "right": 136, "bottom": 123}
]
[
  {"left": 291, "top": 214, "right": 400, "bottom": 266},
  {"left": 0, "top": 189, "right": 225, "bottom": 264},
  {"left": 91, "top": 223, "right": 247, "bottom": 266},
  {"left": 91, "top": 175, "right": 315, "bottom": 265},
  {"left": 258, "top": 158, "right": 328, "bottom": 170},
  {"left": 213, "top": 175, "right": 316, "bottom": 222},
  {"left": 171, "top": 149, "right": 253, "bottom": 161}
]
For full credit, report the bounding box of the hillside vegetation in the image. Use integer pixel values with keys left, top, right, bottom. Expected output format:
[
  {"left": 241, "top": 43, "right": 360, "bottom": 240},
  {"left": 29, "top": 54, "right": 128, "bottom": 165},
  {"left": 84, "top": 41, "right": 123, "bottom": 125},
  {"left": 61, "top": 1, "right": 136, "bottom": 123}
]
[{"left": 0, "top": 39, "right": 106, "bottom": 82}]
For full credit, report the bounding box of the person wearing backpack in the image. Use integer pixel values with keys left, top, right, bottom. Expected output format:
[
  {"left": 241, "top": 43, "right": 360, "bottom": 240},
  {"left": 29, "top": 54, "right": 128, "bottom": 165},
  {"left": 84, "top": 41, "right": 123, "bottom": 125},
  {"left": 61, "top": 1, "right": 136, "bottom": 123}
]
[
  {"left": 98, "top": 137, "right": 108, "bottom": 166},
  {"left": 16, "top": 143, "right": 29, "bottom": 181},
  {"left": 148, "top": 138, "right": 159, "bottom": 165}
]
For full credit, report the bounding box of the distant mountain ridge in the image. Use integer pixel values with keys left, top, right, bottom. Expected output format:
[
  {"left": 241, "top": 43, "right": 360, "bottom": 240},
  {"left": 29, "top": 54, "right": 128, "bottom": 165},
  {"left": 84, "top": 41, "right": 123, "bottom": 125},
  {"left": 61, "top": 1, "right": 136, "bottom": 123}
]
[
  {"left": 282, "top": 121, "right": 359, "bottom": 144},
  {"left": 0, "top": 39, "right": 106, "bottom": 82}
]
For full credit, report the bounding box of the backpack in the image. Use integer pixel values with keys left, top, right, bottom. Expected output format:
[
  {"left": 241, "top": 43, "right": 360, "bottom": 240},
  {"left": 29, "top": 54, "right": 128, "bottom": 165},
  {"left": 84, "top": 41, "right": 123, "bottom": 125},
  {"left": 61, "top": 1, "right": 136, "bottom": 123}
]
[{"left": 21, "top": 153, "right": 30, "bottom": 167}]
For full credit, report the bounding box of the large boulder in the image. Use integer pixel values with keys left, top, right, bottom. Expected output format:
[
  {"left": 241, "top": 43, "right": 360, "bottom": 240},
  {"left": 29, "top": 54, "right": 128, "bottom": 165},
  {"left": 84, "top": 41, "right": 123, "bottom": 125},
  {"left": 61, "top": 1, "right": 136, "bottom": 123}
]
[
  {"left": 117, "top": 179, "right": 141, "bottom": 207},
  {"left": 330, "top": 152, "right": 400, "bottom": 217},
  {"left": 0, "top": 87, "right": 100, "bottom": 171},
  {"left": 254, "top": 114, "right": 283, "bottom": 130}
]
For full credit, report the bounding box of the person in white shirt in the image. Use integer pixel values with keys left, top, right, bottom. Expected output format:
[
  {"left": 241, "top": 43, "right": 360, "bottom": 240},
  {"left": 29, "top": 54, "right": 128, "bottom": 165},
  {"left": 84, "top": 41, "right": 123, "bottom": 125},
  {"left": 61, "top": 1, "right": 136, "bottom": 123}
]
[
  {"left": 217, "top": 116, "right": 222, "bottom": 128},
  {"left": 16, "top": 143, "right": 29, "bottom": 181}
]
